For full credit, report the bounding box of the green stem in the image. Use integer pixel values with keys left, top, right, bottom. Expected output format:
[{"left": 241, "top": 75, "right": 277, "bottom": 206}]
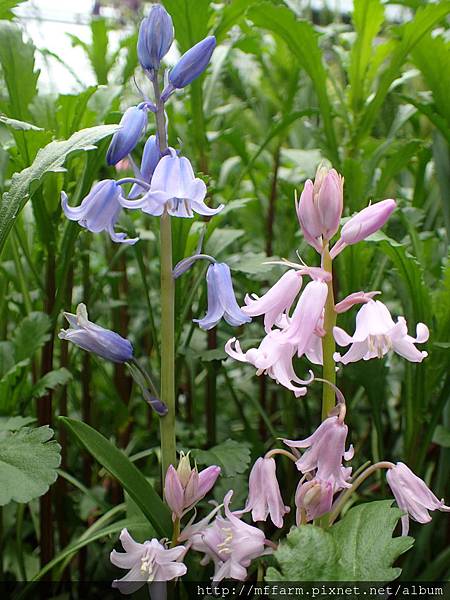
[
  {"left": 321, "top": 246, "right": 337, "bottom": 419},
  {"left": 152, "top": 74, "right": 176, "bottom": 483},
  {"left": 171, "top": 518, "right": 180, "bottom": 546}
]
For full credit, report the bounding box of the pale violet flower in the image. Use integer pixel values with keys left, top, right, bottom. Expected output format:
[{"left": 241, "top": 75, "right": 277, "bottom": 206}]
[
  {"left": 295, "top": 477, "right": 334, "bottom": 523},
  {"left": 137, "top": 4, "right": 173, "bottom": 75},
  {"left": 244, "top": 457, "right": 290, "bottom": 528},
  {"left": 129, "top": 135, "right": 160, "bottom": 198},
  {"left": 106, "top": 105, "right": 148, "bottom": 166},
  {"left": 333, "top": 299, "right": 429, "bottom": 364},
  {"left": 284, "top": 416, "right": 354, "bottom": 490},
  {"left": 225, "top": 332, "right": 313, "bottom": 397},
  {"left": 59, "top": 303, "right": 133, "bottom": 363},
  {"left": 61, "top": 181, "right": 138, "bottom": 245},
  {"left": 194, "top": 263, "right": 251, "bottom": 330},
  {"left": 386, "top": 462, "right": 450, "bottom": 536},
  {"left": 110, "top": 529, "right": 186, "bottom": 593},
  {"left": 121, "top": 149, "right": 223, "bottom": 218}
]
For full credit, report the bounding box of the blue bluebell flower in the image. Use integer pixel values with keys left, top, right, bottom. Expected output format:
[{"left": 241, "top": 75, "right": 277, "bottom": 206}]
[
  {"left": 137, "top": 4, "right": 173, "bottom": 75},
  {"left": 61, "top": 180, "right": 138, "bottom": 245},
  {"left": 106, "top": 105, "right": 148, "bottom": 166},
  {"left": 120, "top": 149, "right": 223, "bottom": 218},
  {"left": 129, "top": 135, "right": 161, "bottom": 198},
  {"left": 59, "top": 304, "right": 134, "bottom": 363},
  {"left": 194, "top": 263, "right": 252, "bottom": 330},
  {"left": 161, "top": 36, "right": 216, "bottom": 100}
]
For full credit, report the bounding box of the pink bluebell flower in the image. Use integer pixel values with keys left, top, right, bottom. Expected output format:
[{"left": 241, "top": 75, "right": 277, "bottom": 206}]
[
  {"left": 333, "top": 299, "right": 429, "bottom": 364},
  {"left": 61, "top": 180, "right": 138, "bottom": 245},
  {"left": 244, "top": 457, "right": 290, "bottom": 528},
  {"left": 295, "top": 477, "right": 334, "bottom": 523},
  {"left": 137, "top": 4, "right": 173, "bottom": 76},
  {"left": 225, "top": 333, "right": 313, "bottom": 397},
  {"left": 386, "top": 462, "right": 450, "bottom": 535},
  {"left": 59, "top": 304, "right": 133, "bottom": 363},
  {"left": 284, "top": 416, "right": 354, "bottom": 490},
  {"left": 106, "top": 105, "right": 148, "bottom": 166},
  {"left": 110, "top": 529, "right": 186, "bottom": 593}
]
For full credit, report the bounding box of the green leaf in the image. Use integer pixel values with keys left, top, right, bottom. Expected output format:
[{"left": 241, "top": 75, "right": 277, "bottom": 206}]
[
  {"left": 433, "top": 425, "right": 450, "bottom": 448},
  {"left": 0, "top": 416, "right": 36, "bottom": 431},
  {"left": 163, "top": 0, "right": 212, "bottom": 52},
  {"left": 59, "top": 417, "right": 171, "bottom": 538},
  {"left": 248, "top": 3, "right": 337, "bottom": 162},
  {"left": 12, "top": 311, "right": 51, "bottom": 362},
  {"left": 31, "top": 368, "right": 72, "bottom": 400},
  {"left": 0, "top": 425, "right": 61, "bottom": 505},
  {"left": 0, "top": 124, "right": 119, "bottom": 255},
  {"left": 193, "top": 439, "right": 251, "bottom": 477},
  {"left": 0, "top": 116, "right": 43, "bottom": 132},
  {"left": 266, "top": 501, "right": 413, "bottom": 581},
  {"left": 0, "top": 0, "right": 27, "bottom": 20}
]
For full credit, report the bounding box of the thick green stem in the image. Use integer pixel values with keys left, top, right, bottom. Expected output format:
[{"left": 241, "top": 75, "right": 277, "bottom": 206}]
[
  {"left": 152, "top": 75, "right": 176, "bottom": 483},
  {"left": 321, "top": 247, "right": 337, "bottom": 419}
]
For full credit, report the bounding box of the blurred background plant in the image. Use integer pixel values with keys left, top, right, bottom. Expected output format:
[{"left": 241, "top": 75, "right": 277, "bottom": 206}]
[{"left": 0, "top": 0, "right": 449, "bottom": 586}]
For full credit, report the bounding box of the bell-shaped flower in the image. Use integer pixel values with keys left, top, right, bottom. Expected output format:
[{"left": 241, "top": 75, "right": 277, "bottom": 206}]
[
  {"left": 121, "top": 149, "right": 223, "bottom": 218},
  {"left": 137, "top": 4, "right": 173, "bottom": 75},
  {"left": 296, "top": 166, "right": 343, "bottom": 251},
  {"left": 330, "top": 199, "right": 396, "bottom": 258},
  {"left": 110, "top": 529, "right": 186, "bottom": 593},
  {"left": 386, "top": 462, "right": 450, "bottom": 536},
  {"left": 186, "top": 491, "right": 267, "bottom": 582},
  {"left": 194, "top": 263, "right": 251, "bottom": 330},
  {"left": 225, "top": 332, "right": 313, "bottom": 398},
  {"left": 244, "top": 457, "right": 290, "bottom": 528},
  {"left": 59, "top": 303, "right": 133, "bottom": 363},
  {"left": 164, "top": 453, "right": 221, "bottom": 520},
  {"left": 284, "top": 416, "right": 354, "bottom": 490},
  {"left": 295, "top": 477, "right": 334, "bottom": 523},
  {"left": 333, "top": 299, "right": 429, "bottom": 364},
  {"left": 161, "top": 36, "right": 216, "bottom": 100},
  {"left": 129, "top": 135, "right": 161, "bottom": 198},
  {"left": 61, "top": 180, "right": 138, "bottom": 245},
  {"left": 241, "top": 269, "right": 303, "bottom": 333},
  {"left": 106, "top": 105, "right": 148, "bottom": 166}
]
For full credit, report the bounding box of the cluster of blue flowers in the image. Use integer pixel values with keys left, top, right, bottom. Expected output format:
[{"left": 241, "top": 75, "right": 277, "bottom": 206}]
[{"left": 60, "top": 4, "right": 250, "bottom": 377}]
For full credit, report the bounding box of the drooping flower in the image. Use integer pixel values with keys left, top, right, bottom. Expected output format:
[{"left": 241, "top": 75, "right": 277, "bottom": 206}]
[
  {"left": 183, "top": 490, "right": 267, "bottom": 582},
  {"left": 244, "top": 457, "right": 290, "bottom": 528},
  {"left": 330, "top": 199, "right": 396, "bottom": 258},
  {"left": 296, "top": 166, "right": 344, "bottom": 251},
  {"left": 110, "top": 529, "right": 186, "bottom": 593},
  {"left": 61, "top": 180, "right": 138, "bottom": 245},
  {"left": 295, "top": 477, "right": 334, "bottom": 523},
  {"left": 161, "top": 36, "right": 216, "bottom": 100},
  {"left": 241, "top": 269, "right": 303, "bottom": 333},
  {"left": 386, "top": 462, "right": 450, "bottom": 536},
  {"left": 284, "top": 416, "right": 354, "bottom": 490},
  {"left": 59, "top": 303, "right": 133, "bottom": 363},
  {"left": 164, "top": 453, "right": 221, "bottom": 520},
  {"left": 106, "top": 105, "right": 148, "bottom": 166},
  {"left": 129, "top": 135, "right": 160, "bottom": 198},
  {"left": 333, "top": 300, "right": 429, "bottom": 364},
  {"left": 225, "top": 333, "right": 313, "bottom": 397},
  {"left": 137, "top": 4, "right": 173, "bottom": 75},
  {"left": 194, "top": 263, "right": 251, "bottom": 330},
  {"left": 120, "top": 149, "right": 223, "bottom": 218}
]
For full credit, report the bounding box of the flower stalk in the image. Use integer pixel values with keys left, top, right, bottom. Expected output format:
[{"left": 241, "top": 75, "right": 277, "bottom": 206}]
[{"left": 321, "top": 245, "right": 336, "bottom": 419}]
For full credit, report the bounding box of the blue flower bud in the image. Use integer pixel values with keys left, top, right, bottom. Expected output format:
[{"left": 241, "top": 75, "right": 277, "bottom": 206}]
[
  {"left": 129, "top": 135, "right": 161, "bottom": 198},
  {"left": 106, "top": 105, "right": 147, "bottom": 166},
  {"left": 168, "top": 35, "right": 216, "bottom": 89},
  {"left": 137, "top": 4, "right": 173, "bottom": 74}
]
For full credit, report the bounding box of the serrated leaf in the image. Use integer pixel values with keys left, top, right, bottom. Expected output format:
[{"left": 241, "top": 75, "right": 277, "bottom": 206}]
[
  {"left": 266, "top": 501, "right": 413, "bottom": 581},
  {"left": 0, "top": 425, "right": 61, "bottom": 505},
  {"left": 193, "top": 439, "right": 251, "bottom": 477},
  {"left": 12, "top": 312, "right": 51, "bottom": 362},
  {"left": 0, "top": 416, "right": 36, "bottom": 431},
  {"left": 0, "top": 124, "right": 119, "bottom": 255},
  {"left": 31, "top": 368, "right": 72, "bottom": 400}
]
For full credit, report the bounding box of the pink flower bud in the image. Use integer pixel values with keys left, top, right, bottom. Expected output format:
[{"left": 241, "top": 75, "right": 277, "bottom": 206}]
[
  {"left": 164, "top": 465, "right": 185, "bottom": 519},
  {"left": 295, "top": 478, "right": 334, "bottom": 523},
  {"left": 296, "top": 180, "right": 323, "bottom": 252}
]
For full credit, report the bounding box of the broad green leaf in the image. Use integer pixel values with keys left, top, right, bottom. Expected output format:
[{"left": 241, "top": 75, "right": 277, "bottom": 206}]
[
  {"left": 193, "top": 439, "right": 251, "bottom": 477},
  {"left": 163, "top": 0, "right": 212, "bottom": 52},
  {"left": 0, "top": 116, "right": 43, "bottom": 132},
  {"left": 0, "top": 0, "right": 26, "bottom": 19},
  {"left": 60, "top": 417, "right": 171, "bottom": 538},
  {"left": 12, "top": 312, "right": 51, "bottom": 362},
  {"left": 0, "top": 425, "right": 61, "bottom": 505},
  {"left": 432, "top": 425, "right": 450, "bottom": 448},
  {"left": 31, "top": 368, "right": 72, "bottom": 400},
  {"left": 266, "top": 501, "right": 413, "bottom": 581},
  {"left": 0, "top": 416, "right": 36, "bottom": 431},
  {"left": 214, "top": 0, "right": 253, "bottom": 43},
  {"left": 248, "top": 3, "right": 338, "bottom": 162},
  {"left": 0, "top": 124, "right": 118, "bottom": 255},
  {"left": 205, "top": 228, "right": 244, "bottom": 257}
]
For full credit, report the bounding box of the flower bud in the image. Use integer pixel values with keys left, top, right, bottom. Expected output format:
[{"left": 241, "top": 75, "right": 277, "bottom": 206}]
[
  {"left": 169, "top": 36, "right": 216, "bottom": 89},
  {"left": 137, "top": 4, "right": 173, "bottom": 74},
  {"left": 106, "top": 106, "right": 147, "bottom": 166},
  {"left": 177, "top": 452, "right": 192, "bottom": 487},
  {"left": 295, "top": 478, "right": 333, "bottom": 523},
  {"left": 340, "top": 199, "right": 396, "bottom": 246},
  {"left": 164, "top": 465, "right": 185, "bottom": 519},
  {"left": 315, "top": 168, "right": 343, "bottom": 240}
]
